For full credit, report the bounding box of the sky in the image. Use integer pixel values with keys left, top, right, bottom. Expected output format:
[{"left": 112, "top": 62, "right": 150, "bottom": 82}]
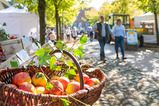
[{"left": 89, "top": 0, "right": 114, "bottom": 10}]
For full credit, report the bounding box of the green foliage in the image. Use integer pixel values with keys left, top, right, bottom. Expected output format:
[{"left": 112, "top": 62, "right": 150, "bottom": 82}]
[
  {"left": 85, "top": 0, "right": 144, "bottom": 25},
  {"left": 74, "top": 46, "right": 84, "bottom": 59},
  {"left": 0, "top": 28, "right": 10, "bottom": 41},
  {"left": 55, "top": 66, "right": 61, "bottom": 71},
  {"left": 79, "top": 35, "right": 87, "bottom": 45},
  {"left": 67, "top": 60, "right": 74, "bottom": 67},
  {"left": 3, "top": 22, "right": 6, "bottom": 26},
  {"left": 98, "top": 2, "right": 114, "bottom": 21},
  {"left": 50, "top": 56, "right": 56, "bottom": 70},
  {"left": 46, "top": 83, "right": 53, "bottom": 90},
  {"left": 84, "top": 8, "right": 100, "bottom": 25},
  {"left": 94, "top": 102, "right": 98, "bottom": 105},
  {"left": 60, "top": 98, "right": 71, "bottom": 106},
  {"left": 55, "top": 40, "right": 66, "bottom": 51},
  {"left": 137, "top": 0, "right": 159, "bottom": 13},
  {"left": 35, "top": 69, "right": 39, "bottom": 73},
  {"left": 111, "top": 0, "right": 144, "bottom": 18},
  {"left": 63, "top": 69, "right": 76, "bottom": 79},
  {"left": 10, "top": 61, "right": 18, "bottom": 67},
  {"left": 34, "top": 47, "right": 51, "bottom": 67}
]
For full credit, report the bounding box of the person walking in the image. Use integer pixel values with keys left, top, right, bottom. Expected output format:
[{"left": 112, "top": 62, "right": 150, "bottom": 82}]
[
  {"left": 72, "top": 27, "right": 77, "bottom": 40},
  {"left": 112, "top": 19, "right": 126, "bottom": 60},
  {"left": 66, "top": 27, "right": 71, "bottom": 41},
  {"left": 93, "top": 16, "right": 115, "bottom": 62},
  {"left": 87, "top": 27, "right": 94, "bottom": 42}
]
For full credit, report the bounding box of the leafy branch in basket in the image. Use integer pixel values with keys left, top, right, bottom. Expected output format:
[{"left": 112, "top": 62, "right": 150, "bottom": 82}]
[
  {"left": 33, "top": 35, "right": 89, "bottom": 106},
  {"left": 9, "top": 35, "right": 90, "bottom": 106}
]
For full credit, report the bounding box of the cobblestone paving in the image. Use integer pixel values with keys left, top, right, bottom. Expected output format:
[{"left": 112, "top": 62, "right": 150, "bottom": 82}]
[
  {"left": 81, "top": 40, "right": 159, "bottom": 106},
  {"left": 81, "top": 57, "right": 159, "bottom": 106}
]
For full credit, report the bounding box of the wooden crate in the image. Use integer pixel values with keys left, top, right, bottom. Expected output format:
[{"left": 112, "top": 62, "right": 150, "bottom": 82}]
[{"left": 124, "top": 41, "right": 140, "bottom": 51}]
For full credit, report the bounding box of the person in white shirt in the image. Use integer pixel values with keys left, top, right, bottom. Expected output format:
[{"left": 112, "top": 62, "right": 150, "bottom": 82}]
[
  {"left": 113, "top": 19, "right": 126, "bottom": 60},
  {"left": 66, "top": 27, "right": 71, "bottom": 41},
  {"left": 72, "top": 27, "right": 77, "bottom": 40}
]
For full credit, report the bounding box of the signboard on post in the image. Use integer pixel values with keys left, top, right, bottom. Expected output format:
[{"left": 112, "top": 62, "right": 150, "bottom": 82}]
[{"left": 127, "top": 30, "right": 139, "bottom": 51}]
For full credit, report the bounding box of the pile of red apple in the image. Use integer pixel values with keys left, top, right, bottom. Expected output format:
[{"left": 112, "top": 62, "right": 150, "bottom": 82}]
[{"left": 7, "top": 72, "right": 100, "bottom": 95}]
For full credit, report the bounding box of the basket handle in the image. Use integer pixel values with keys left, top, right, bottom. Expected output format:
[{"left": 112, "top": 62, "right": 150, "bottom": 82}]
[{"left": 50, "top": 50, "right": 84, "bottom": 90}]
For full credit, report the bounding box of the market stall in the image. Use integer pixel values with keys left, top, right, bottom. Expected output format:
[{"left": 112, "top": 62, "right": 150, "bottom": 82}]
[
  {"left": 0, "top": 6, "right": 39, "bottom": 39},
  {"left": 134, "top": 12, "right": 159, "bottom": 43}
]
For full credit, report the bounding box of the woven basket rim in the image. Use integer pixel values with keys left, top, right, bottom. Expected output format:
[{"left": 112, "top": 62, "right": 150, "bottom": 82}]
[{"left": 0, "top": 66, "right": 107, "bottom": 99}]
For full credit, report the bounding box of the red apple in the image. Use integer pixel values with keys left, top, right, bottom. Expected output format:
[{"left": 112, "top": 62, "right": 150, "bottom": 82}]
[
  {"left": 12, "top": 72, "right": 31, "bottom": 86},
  {"left": 19, "top": 82, "right": 36, "bottom": 93},
  {"left": 66, "top": 82, "right": 80, "bottom": 94},
  {"left": 86, "top": 78, "right": 100, "bottom": 87},
  {"left": 58, "top": 77, "right": 70, "bottom": 90},
  {"left": 48, "top": 80, "right": 64, "bottom": 95},
  {"left": 74, "top": 74, "right": 89, "bottom": 84}
]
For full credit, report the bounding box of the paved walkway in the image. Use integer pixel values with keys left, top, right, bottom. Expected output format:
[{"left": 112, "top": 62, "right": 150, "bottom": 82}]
[
  {"left": 81, "top": 39, "right": 159, "bottom": 106},
  {"left": 83, "top": 39, "right": 159, "bottom": 78}
]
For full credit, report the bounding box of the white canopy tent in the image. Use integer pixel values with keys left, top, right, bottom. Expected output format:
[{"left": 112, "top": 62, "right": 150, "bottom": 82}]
[
  {"left": 134, "top": 12, "right": 159, "bottom": 43},
  {"left": 134, "top": 12, "right": 159, "bottom": 29},
  {"left": 0, "top": 6, "right": 39, "bottom": 40}
]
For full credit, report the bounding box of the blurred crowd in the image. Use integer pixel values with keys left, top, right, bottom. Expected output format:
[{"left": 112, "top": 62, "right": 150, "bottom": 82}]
[{"left": 45, "top": 26, "right": 95, "bottom": 42}]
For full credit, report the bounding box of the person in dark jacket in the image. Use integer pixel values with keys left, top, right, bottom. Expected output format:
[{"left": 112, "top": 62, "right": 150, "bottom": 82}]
[{"left": 93, "top": 16, "right": 115, "bottom": 62}]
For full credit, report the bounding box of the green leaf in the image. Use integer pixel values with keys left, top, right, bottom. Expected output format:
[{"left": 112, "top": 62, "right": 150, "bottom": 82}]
[
  {"left": 60, "top": 98, "right": 71, "bottom": 106},
  {"left": 94, "top": 102, "right": 98, "bottom": 105},
  {"left": 44, "top": 46, "right": 51, "bottom": 54},
  {"left": 60, "top": 57, "right": 65, "bottom": 61},
  {"left": 55, "top": 40, "right": 66, "bottom": 51},
  {"left": 73, "top": 66, "right": 77, "bottom": 70},
  {"left": 55, "top": 66, "right": 61, "bottom": 71},
  {"left": 46, "top": 83, "right": 53, "bottom": 90},
  {"left": 36, "top": 73, "right": 43, "bottom": 78},
  {"left": 78, "top": 46, "right": 84, "bottom": 51},
  {"left": 63, "top": 69, "right": 76, "bottom": 78},
  {"left": 35, "top": 69, "right": 39, "bottom": 73},
  {"left": 50, "top": 56, "right": 56, "bottom": 70},
  {"left": 67, "top": 60, "right": 74, "bottom": 67},
  {"left": 67, "top": 69, "right": 77, "bottom": 75},
  {"left": 39, "top": 53, "right": 51, "bottom": 67},
  {"left": 10, "top": 61, "right": 18, "bottom": 67},
  {"left": 86, "top": 68, "right": 96, "bottom": 72},
  {"left": 79, "top": 35, "right": 87, "bottom": 45},
  {"left": 67, "top": 47, "right": 71, "bottom": 52},
  {"left": 34, "top": 48, "right": 45, "bottom": 59},
  {"left": 34, "top": 47, "right": 51, "bottom": 67},
  {"left": 3, "top": 22, "right": 6, "bottom": 26},
  {"left": 52, "top": 100, "right": 57, "bottom": 102},
  {"left": 74, "top": 48, "right": 83, "bottom": 59}
]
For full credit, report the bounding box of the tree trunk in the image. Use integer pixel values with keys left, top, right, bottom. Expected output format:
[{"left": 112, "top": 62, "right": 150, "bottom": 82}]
[
  {"left": 55, "top": 6, "right": 59, "bottom": 40},
  {"left": 38, "top": 0, "right": 46, "bottom": 46},
  {"left": 154, "top": 11, "right": 159, "bottom": 45},
  {"left": 59, "top": 17, "right": 62, "bottom": 39}
]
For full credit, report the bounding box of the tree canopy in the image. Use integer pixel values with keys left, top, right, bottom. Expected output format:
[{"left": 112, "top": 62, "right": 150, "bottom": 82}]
[
  {"left": 84, "top": 0, "right": 144, "bottom": 25},
  {"left": 137, "top": 0, "right": 159, "bottom": 13}
]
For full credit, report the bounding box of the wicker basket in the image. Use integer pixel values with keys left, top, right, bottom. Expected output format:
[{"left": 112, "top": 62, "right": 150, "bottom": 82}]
[{"left": 0, "top": 50, "right": 107, "bottom": 106}]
